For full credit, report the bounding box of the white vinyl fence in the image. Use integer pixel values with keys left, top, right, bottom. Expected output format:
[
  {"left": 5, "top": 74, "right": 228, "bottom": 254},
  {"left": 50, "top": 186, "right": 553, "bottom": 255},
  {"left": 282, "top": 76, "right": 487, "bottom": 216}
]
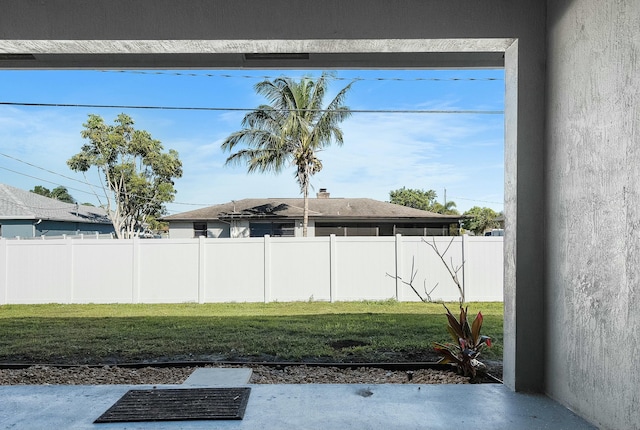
[{"left": 0, "top": 235, "right": 503, "bottom": 304}]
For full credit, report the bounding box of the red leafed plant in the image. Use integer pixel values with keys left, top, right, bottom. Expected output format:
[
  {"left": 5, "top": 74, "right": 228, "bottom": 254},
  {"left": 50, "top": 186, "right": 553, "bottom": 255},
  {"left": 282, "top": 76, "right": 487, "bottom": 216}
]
[
  {"left": 386, "top": 237, "right": 493, "bottom": 380},
  {"left": 434, "top": 304, "right": 492, "bottom": 379}
]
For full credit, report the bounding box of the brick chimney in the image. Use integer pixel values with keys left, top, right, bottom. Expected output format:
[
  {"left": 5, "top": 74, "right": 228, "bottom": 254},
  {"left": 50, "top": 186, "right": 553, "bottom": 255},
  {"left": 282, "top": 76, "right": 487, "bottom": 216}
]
[{"left": 316, "top": 188, "right": 330, "bottom": 199}]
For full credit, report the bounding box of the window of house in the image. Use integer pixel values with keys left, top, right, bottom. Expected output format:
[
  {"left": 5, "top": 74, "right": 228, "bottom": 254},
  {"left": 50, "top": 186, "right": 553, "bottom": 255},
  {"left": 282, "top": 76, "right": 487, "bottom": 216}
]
[
  {"left": 249, "top": 222, "right": 295, "bottom": 237},
  {"left": 349, "top": 224, "right": 378, "bottom": 236},
  {"left": 315, "top": 225, "right": 346, "bottom": 236},
  {"left": 315, "top": 223, "right": 378, "bottom": 237},
  {"left": 394, "top": 224, "right": 449, "bottom": 236},
  {"left": 193, "top": 222, "right": 208, "bottom": 238}
]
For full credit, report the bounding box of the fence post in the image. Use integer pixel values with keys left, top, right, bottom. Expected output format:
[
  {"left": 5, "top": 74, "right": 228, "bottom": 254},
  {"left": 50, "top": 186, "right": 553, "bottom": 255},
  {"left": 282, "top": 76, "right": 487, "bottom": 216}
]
[
  {"left": 132, "top": 237, "right": 141, "bottom": 304},
  {"left": 329, "top": 234, "right": 337, "bottom": 302},
  {"left": 67, "top": 237, "right": 75, "bottom": 303},
  {"left": 395, "top": 234, "right": 403, "bottom": 301},
  {"left": 461, "top": 233, "right": 466, "bottom": 302},
  {"left": 198, "top": 235, "right": 205, "bottom": 304},
  {"left": 263, "top": 235, "right": 271, "bottom": 303},
  {"left": 0, "top": 239, "right": 7, "bottom": 305}
]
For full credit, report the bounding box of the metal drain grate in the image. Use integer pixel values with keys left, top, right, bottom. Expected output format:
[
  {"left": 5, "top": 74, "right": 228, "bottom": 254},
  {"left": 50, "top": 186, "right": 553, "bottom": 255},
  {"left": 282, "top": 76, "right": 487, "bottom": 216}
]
[{"left": 94, "top": 387, "right": 251, "bottom": 423}]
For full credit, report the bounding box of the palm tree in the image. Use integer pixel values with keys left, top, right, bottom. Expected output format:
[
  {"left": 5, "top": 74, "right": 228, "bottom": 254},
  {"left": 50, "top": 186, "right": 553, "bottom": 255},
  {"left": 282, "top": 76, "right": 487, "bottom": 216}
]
[
  {"left": 432, "top": 200, "right": 459, "bottom": 215},
  {"left": 221, "top": 72, "right": 354, "bottom": 236}
]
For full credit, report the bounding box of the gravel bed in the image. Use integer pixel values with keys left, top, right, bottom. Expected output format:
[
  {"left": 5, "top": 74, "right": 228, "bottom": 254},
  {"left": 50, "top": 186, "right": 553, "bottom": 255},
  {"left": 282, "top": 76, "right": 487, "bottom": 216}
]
[{"left": 0, "top": 365, "right": 470, "bottom": 385}]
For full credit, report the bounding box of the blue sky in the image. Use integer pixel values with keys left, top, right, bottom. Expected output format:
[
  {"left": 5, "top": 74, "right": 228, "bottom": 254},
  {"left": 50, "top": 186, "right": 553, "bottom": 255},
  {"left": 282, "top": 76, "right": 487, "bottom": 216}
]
[{"left": 0, "top": 69, "right": 504, "bottom": 214}]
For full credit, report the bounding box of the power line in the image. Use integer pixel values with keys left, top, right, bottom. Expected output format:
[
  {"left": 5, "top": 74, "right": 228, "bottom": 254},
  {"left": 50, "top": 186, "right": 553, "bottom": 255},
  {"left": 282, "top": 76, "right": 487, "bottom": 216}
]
[
  {"left": 450, "top": 196, "right": 503, "bottom": 206},
  {"left": 100, "top": 70, "right": 504, "bottom": 82},
  {"left": 0, "top": 152, "right": 90, "bottom": 186},
  {"left": 0, "top": 155, "right": 213, "bottom": 207},
  {"left": 0, "top": 165, "right": 96, "bottom": 197},
  {"left": 0, "top": 101, "right": 504, "bottom": 115}
]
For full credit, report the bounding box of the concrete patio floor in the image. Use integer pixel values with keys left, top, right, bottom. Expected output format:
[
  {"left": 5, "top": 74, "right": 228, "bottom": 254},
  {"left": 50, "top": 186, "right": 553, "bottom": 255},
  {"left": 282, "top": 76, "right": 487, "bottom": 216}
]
[{"left": 0, "top": 383, "right": 596, "bottom": 429}]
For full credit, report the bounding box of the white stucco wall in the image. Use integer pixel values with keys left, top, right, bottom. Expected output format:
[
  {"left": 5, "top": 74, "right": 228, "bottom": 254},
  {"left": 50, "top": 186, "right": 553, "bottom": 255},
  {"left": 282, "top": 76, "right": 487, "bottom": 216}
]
[
  {"left": 545, "top": 1, "right": 640, "bottom": 428},
  {"left": 207, "top": 221, "right": 230, "bottom": 238},
  {"left": 167, "top": 222, "right": 194, "bottom": 239}
]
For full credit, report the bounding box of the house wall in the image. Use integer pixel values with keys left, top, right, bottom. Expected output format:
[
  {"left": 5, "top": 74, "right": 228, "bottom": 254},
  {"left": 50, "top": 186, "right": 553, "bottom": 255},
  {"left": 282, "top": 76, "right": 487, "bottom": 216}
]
[
  {"left": 295, "top": 220, "right": 313, "bottom": 237},
  {"left": 231, "top": 221, "right": 249, "bottom": 238},
  {"left": 545, "top": 1, "right": 640, "bottom": 428},
  {"left": 0, "top": 220, "right": 34, "bottom": 239},
  {"left": 167, "top": 222, "right": 194, "bottom": 239},
  {"left": 36, "top": 221, "right": 115, "bottom": 237},
  {"left": 168, "top": 221, "right": 231, "bottom": 238},
  {"left": 208, "top": 222, "right": 230, "bottom": 238},
  {"left": 0, "top": 220, "right": 114, "bottom": 238}
]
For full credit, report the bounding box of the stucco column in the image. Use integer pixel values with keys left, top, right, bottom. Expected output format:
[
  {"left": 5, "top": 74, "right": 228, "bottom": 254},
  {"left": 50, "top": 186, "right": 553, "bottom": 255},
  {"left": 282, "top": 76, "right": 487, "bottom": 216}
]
[{"left": 502, "top": 39, "right": 546, "bottom": 392}]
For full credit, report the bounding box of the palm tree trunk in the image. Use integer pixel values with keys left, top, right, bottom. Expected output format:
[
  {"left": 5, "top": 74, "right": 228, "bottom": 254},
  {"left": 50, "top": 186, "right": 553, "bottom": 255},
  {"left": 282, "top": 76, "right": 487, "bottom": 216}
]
[{"left": 303, "top": 185, "right": 309, "bottom": 237}]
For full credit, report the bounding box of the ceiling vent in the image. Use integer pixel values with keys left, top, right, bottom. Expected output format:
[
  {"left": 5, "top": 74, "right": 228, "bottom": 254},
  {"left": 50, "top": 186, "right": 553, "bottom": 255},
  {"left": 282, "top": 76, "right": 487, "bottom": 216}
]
[
  {"left": 244, "top": 53, "right": 309, "bottom": 61},
  {"left": 0, "top": 54, "right": 36, "bottom": 61}
]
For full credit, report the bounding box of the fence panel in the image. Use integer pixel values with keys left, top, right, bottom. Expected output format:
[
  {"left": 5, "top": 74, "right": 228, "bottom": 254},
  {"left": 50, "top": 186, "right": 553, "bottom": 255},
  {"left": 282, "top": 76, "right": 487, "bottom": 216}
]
[
  {"left": 461, "top": 236, "right": 503, "bottom": 301},
  {"left": 398, "top": 237, "right": 466, "bottom": 302},
  {"left": 270, "top": 237, "right": 331, "bottom": 302},
  {"left": 5, "top": 240, "right": 71, "bottom": 303},
  {"left": 138, "top": 240, "right": 200, "bottom": 303},
  {"left": 334, "top": 237, "right": 397, "bottom": 301},
  {"left": 72, "top": 240, "right": 134, "bottom": 303},
  {"left": 203, "top": 239, "right": 265, "bottom": 302}
]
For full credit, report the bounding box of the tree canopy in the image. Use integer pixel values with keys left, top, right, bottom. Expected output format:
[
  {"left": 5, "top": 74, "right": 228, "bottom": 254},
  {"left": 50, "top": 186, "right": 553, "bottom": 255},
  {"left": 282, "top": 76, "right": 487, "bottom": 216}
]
[
  {"left": 431, "top": 200, "right": 459, "bottom": 215},
  {"left": 221, "top": 72, "right": 354, "bottom": 236},
  {"left": 389, "top": 187, "right": 458, "bottom": 214},
  {"left": 31, "top": 185, "right": 76, "bottom": 204},
  {"left": 462, "top": 206, "right": 500, "bottom": 235},
  {"left": 67, "top": 113, "right": 182, "bottom": 239},
  {"left": 389, "top": 187, "right": 438, "bottom": 211}
]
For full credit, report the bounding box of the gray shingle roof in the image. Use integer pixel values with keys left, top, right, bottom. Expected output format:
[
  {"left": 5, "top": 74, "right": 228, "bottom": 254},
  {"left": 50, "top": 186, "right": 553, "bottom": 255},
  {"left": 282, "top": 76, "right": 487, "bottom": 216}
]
[
  {"left": 0, "top": 183, "right": 111, "bottom": 224},
  {"left": 162, "top": 197, "right": 462, "bottom": 222}
]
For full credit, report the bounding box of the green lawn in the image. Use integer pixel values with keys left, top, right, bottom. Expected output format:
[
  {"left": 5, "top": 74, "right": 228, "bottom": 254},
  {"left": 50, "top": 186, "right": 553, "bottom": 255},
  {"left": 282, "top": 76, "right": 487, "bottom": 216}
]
[{"left": 0, "top": 301, "right": 503, "bottom": 365}]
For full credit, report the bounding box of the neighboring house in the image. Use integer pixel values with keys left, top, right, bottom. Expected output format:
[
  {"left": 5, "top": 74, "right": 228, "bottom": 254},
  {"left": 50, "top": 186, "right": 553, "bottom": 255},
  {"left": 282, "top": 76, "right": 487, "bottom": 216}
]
[
  {"left": 163, "top": 189, "right": 463, "bottom": 238},
  {"left": 0, "top": 183, "right": 115, "bottom": 238}
]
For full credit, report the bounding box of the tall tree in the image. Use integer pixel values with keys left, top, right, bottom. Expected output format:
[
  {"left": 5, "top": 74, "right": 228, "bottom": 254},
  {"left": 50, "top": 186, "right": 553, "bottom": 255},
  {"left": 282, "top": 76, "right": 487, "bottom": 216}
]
[
  {"left": 389, "top": 187, "right": 438, "bottom": 211},
  {"left": 50, "top": 186, "right": 76, "bottom": 204},
  {"left": 462, "top": 206, "right": 499, "bottom": 235},
  {"left": 67, "top": 113, "right": 183, "bottom": 239},
  {"left": 221, "top": 72, "right": 353, "bottom": 236},
  {"left": 31, "top": 185, "right": 51, "bottom": 197},
  {"left": 432, "top": 200, "right": 459, "bottom": 215},
  {"left": 31, "top": 185, "right": 76, "bottom": 203}
]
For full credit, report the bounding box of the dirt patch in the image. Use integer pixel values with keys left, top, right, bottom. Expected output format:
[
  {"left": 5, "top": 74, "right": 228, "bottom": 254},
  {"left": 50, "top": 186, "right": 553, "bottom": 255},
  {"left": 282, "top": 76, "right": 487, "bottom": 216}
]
[
  {"left": 0, "top": 364, "right": 473, "bottom": 385},
  {"left": 327, "top": 339, "right": 370, "bottom": 349}
]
